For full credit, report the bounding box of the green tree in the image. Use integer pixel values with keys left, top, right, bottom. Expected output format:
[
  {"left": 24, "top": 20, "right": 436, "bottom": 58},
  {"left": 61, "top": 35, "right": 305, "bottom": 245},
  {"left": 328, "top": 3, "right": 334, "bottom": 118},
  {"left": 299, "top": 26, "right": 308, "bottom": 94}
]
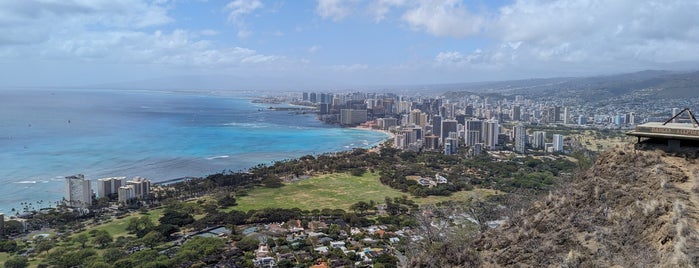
[
  {"left": 73, "top": 233, "right": 89, "bottom": 248},
  {"left": 141, "top": 230, "right": 164, "bottom": 248},
  {"left": 4, "top": 256, "right": 29, "bottom": 268},
  {"left": 4, "top": 220, "right": 24, "bottom": 234},
  {"left": 126, "top": 216, "right": 155, "bottom": 237},
  {"left": 35, "top": 239, "right": 55, "bottom": 254},
  {"left": 0, "top": 239, "right": 18, "bottom": 252},
  {"left": 159, "top": 209, "right": 195, "bottom": 227},
  {"left": 103, "top": 248, "right": 124, "bottom": 263},
  {"left": 236, "top": 236, "right": 259, "bottom": 251},
  {"left": 93, "top": 230, "right": 112, "bottom": 248}
]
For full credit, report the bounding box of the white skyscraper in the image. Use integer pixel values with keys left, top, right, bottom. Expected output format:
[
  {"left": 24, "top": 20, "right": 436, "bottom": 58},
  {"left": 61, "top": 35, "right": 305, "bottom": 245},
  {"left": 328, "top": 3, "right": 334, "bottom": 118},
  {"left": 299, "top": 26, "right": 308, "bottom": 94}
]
[
  {"left": 563, "top": 107, "right": 569, "bottom": 125},
  {"left": 553, "top": 134, "right": 564, "bottom": 152},
  {"left": 484, "top": 120, "right": 500, "bottom": 150},
  {"left": 97, "top": 177, "right": 125, "bottom": 198},
  {"left": 514, "top": 124, "right": 527, "bottom": 154},
  {"left": 127, "top": 177, "right": 151, "bottom": 200},
  {"left": 65, "top": 174, "right": 92, "bottom": 208},
  {"left": 532, "top": 131, "right": 547, "bottom": 150}
]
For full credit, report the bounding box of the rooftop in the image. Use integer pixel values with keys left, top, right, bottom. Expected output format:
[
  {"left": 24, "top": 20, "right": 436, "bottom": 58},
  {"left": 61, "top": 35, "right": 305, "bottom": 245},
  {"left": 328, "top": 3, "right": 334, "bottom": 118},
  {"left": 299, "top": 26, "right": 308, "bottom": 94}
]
[{"left": 627, "top": 122, "right": 699, "bottom": 141}]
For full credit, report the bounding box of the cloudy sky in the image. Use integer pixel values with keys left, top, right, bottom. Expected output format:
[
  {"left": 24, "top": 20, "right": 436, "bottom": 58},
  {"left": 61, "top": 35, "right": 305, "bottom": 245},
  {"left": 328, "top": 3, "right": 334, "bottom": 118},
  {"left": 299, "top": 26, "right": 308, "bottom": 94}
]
[{"left": 1, "top": 0, "right": 698, "bottom": 89}]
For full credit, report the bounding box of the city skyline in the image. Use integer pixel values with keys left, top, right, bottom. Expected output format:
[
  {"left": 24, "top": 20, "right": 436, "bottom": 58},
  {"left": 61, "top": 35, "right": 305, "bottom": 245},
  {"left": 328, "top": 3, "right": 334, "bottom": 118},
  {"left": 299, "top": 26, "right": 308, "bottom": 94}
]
[{"left": 1, "top": 0, "right": 699, "bottom": 89}]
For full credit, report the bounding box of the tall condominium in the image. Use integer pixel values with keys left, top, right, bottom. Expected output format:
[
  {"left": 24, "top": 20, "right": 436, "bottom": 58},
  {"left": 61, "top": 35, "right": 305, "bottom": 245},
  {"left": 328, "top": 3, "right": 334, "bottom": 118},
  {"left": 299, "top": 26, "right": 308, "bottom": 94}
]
[
  {"left": 97, "top": 176, "right": 125, "bottom": 198},
  {"left": 65, "top": 174, "right": 92, "bottom": 208},
  {"left": 340, "top": 109, "right": 368, "bottom": 126},
  {"left": 441, "top": 119, "right": 458, "bottom": 142},
  {"left": 464, "top": 120, "right": 483, "bottom": 146},
  {"left": 514, "top": 124, "right": 527, "bottom": 154},
  {"left": 553, "top": 134, "right": 564, "bottom": 152},
  {"left": 532, "top": 131, "right": 547, "bottom": 149},
  {"left": 118, "top": 185, "right": 136, "bottom": 204},
  {"left": 484, "top": 120, "right": 500, "bottom": 150},
  {"left": 431, "top": 115, "right": 442, "bottom": 141},
  {"left": 127, "top": 177, "right": 151, "bottom": 200}
]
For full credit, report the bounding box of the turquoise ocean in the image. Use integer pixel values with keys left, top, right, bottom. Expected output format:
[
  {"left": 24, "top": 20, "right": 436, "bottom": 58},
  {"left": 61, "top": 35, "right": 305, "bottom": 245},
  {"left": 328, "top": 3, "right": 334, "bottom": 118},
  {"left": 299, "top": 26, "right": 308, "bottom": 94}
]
[{"left": 0, "top": 89, "right": 388, "bottom": 213}]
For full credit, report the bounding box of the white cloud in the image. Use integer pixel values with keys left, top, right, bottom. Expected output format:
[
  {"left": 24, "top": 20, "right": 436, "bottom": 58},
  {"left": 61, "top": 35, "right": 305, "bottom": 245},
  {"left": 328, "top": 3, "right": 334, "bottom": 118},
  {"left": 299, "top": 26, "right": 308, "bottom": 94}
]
[
  {"left": 316, "top": 0, "right": 352, "bottom": 21},
  {"left": 225, "top": 0, "right": 263, "bottom": 39},
  {"left": 200, "top": 29, "right": 219, "bottom": 36},
  {"left": 330, "top": 63, "right": 369, "bottom": 71},
  {"left": 0, "top": 1, "right": 282, "bottom": 71},
  {"left": 368, "top": 0, "right": 406, "bottom": 22},
  {"left": 402, "top": 0, "right": 484, "bottom": 38},
  {"left": 0, "top": 0, "right": 173, "bottom": 46},
  {"left": 225, "top": 0, "right": 263, "bottom": 22},
  {"left": 308, "top": 45, "right": 321, "bottom": 53}
]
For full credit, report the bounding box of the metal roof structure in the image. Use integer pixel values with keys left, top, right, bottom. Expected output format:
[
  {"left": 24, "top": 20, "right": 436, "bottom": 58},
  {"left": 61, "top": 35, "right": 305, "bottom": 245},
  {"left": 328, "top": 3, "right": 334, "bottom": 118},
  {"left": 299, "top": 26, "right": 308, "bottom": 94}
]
[{"left": 627, "top": 108, "right": 699, "bottom": 142}]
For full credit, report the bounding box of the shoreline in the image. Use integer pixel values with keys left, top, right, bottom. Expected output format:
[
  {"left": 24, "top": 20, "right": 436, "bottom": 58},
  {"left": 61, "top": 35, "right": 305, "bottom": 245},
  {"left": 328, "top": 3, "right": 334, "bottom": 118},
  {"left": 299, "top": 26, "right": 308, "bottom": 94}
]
[{"left": 351, "top": 125, "right": 394, "bottom": 148}]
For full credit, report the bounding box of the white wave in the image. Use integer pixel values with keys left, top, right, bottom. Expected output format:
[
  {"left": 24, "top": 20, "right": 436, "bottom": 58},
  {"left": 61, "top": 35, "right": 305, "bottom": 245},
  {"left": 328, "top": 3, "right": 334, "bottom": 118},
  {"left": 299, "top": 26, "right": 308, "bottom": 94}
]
[
  {"left": 222, "top": 122, "right": 269, "bottom": 128},
  {"left": 15, "top": 180, "right": 36, "bottom": 184},
  {"left": 207, "top": 155, "right": 230, "bottom": 160}
]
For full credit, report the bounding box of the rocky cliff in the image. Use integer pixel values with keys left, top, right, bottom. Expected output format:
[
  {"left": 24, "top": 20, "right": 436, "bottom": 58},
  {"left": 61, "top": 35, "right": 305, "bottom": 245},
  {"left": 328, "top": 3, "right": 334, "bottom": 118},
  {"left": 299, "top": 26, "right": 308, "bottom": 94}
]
[{"left": 477, "top": 145, "right": 699, "bottom": 267}]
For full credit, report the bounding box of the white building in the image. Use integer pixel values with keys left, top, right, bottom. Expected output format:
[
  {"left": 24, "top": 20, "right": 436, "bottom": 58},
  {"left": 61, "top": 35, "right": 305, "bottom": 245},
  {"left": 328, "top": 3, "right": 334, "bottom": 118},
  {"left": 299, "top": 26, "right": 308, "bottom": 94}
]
[
  {"left": 340, "top": 109, "right": 368, "bottom": 126},
  {"left": 97, "top": 176, "right": 125, "bottom": 198},
  {"left": 65, "top": 174, "right": 92, "bottom": 208},
  {"left": 532, "top": 131, "right": 547, "bottom": 150},
  {"left": 553, "top": 134, "right": 564, "bottom": 153},
  {"left": 484, "top": 120, "right": 500, "bottom": 150},
  {"left": 118, "top": 185, "right": 136, "bottom": 204},
  {"left": 514, "top": 124, "right": 527, "bottom": 154},
  {"left": 127, "top": 177, "right": 151, "bottom": 200}
]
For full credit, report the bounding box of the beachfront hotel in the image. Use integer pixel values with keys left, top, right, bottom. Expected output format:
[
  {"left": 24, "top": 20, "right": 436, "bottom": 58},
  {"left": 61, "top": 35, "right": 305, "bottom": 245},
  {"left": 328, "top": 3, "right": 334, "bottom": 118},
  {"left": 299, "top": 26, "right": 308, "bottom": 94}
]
[
  {"left": 118, "top": 177, "right": 152, "bottom": 203},
  {"left": 65, "top": 174, "right": 92, "bottom": 208},
  {"left": 97, "top": 176, "right": 126, "bottom": 198}
]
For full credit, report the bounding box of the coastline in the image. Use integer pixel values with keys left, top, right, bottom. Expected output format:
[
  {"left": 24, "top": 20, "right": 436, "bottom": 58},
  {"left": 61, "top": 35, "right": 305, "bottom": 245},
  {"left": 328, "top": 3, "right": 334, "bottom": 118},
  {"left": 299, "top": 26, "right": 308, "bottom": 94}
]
[{"left": 351, "top": 125, "right": 394, "bottom": 148}]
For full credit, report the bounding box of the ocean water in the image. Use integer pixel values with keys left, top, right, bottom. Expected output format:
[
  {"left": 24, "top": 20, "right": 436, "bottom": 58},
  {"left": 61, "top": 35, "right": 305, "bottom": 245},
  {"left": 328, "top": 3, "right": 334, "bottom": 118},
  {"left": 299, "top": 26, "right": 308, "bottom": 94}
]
[{"left": 0, "top": 89, "right": 387, "bottom": 213}]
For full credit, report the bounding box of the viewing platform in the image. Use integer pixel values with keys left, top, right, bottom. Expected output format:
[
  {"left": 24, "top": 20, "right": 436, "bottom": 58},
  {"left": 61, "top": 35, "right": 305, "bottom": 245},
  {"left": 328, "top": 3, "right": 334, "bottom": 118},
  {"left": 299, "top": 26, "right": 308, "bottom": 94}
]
[
  {"left": 627, "top": 108, "right": 699, "bottom": 148},
  {"left": 627, "top": 122, "right": 699, "bottom": 141}
]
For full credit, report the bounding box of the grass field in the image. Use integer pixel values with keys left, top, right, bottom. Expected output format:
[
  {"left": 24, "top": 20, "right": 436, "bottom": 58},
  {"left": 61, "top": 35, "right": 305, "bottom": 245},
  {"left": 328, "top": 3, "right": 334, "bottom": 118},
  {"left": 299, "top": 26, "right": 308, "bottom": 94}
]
[
  {"left": 234, "top": 172, "right": 497, "bottom": 212},
  {"left": 74, "top": 209, "right": 165, "bottom": 239}
]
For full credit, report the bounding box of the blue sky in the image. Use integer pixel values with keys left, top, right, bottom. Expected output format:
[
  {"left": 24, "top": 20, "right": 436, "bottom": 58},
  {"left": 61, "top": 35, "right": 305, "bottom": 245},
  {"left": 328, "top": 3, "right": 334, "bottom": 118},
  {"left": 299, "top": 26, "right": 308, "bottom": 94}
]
[{"left": 1, "top": 0, "right": 699, "bottom": 89}]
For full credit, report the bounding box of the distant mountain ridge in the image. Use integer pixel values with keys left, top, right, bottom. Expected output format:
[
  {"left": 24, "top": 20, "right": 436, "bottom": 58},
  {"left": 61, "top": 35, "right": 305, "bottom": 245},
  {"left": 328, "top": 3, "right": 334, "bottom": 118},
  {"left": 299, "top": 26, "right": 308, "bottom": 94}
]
[{"left": 443, "top": 70, "right": 699, "bottom": 101}]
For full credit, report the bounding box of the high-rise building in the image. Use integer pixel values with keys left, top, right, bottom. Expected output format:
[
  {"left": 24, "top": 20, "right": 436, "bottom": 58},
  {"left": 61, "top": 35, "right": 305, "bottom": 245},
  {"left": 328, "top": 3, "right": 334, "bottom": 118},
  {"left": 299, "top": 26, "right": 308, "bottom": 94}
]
[
  {"left": 309, "top": 92, "right": 317, "bottom": 103},
  {"left": 65, "top": 174, "right": 92, "bottom": 208},
  {"left": 578, "top": 115, "right": 587, "bottom": 125},
  {"left": 302, "top": 92, "right": 309, "bottom": 101},
  {"left": 514, "top": 124, "right": 527, "bottom": 154},
  {"left": 432, "top": 115, "right": 442, "bottom": 141},
  {"left": 553, "top": 134, "right": 564, "bottom": 152},
  {"left": 483, "top": 120, "right": 500, "bottom": 150},
  {"left": 377, "top": 118, "right": 397, "bottom": 130},
  {"left": 512, "top": 105, "right": 521, "bottom": 121},
  {"left": 444, "top": 142, "right": 453, "bottom": 155},
  {"left": 628, "top": 112, "right": 635, "bottom": 125},
  {"left": 532, "top": 131, "right": 547, "bottom": 149},
  {"left": 424, "top": 135, "right": 440, "bottom": 151},
  {"left": 672, "top": 108, "right": 680, "bottom": 122},
  {"left": 464, "top": 120, "right": 483, "bottom": 146},
  {"left": 97, "top": 177, "right": 125, "bottom": 198},
  {"left": 118, "top": 185, "right": 136, "bottom": 204},
  {"left": 340, "top": 109, "right": 368, "bottom": 126},
  {"left": 441, "top": 119, "right": 458, "bottom": 142},
  {"left": 127, "top": 177, "right": 151, "bottom": 200},
  {"left": 554, "top": 106, "right": 562, "bottom": 122},
  {"left": 563, "top": 107, "right": 569, "bottom": 125}
]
